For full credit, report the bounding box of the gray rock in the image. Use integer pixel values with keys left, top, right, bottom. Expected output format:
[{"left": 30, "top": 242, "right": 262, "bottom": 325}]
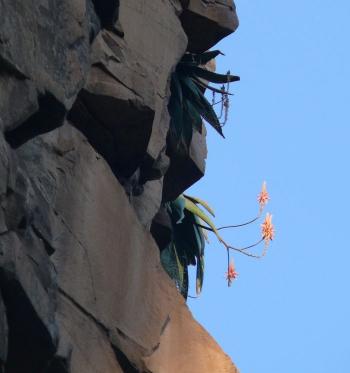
[
  {"left": 70, "top": 0, "right": 187, "bottom": 180},
  {"left": 180, "top": 0, "right": 239, "bottom": 52},
  {"left": 0, "top": 133, "right": 9, "bottom": 197},
  {"left": 163, "top": 125, "right": 208, "bottom": 201},
  {"left": 0, "top": 232, "right": 58, "bottom": 372},
  {"left": 150, "top": 206, "right": 173, "bottom": 251},
  {"left": 0, "top": 0, "right": 96, "bottom": 149},
  {"left": 0, "top": 208, "right": 6, "bottom": 235},
  {"left": 0, "top": 0, "right": 91, "bottom": 110},
  {"left": 0, "top": 74, "right": 38, "bottom": 132},
  {"left": 0, "top": 293, "right": 8, "bottom": 367},
  {"left": 132, "top": 178, "right": 164, "bottom": 229}
]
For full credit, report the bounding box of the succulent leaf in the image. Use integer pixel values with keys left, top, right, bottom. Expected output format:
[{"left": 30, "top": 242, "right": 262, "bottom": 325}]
[
  {"left": 187, "top": 65, "right": 240, "bottom": 84},
  {"left": 180, "top": 76, "right": 224, "bottom": 137},
  {"left": 183, "top": 194, "right": 216, "bottom": 217},
  {"left": 184, "top": 197, "right": 224, "bottom": 244}
]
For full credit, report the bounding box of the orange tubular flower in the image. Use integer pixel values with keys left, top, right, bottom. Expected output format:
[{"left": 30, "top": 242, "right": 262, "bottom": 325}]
[
  {"left": 261, "top": 213, "right": 275, "bottom": 246},
  {"left": 258, "top": 181, "right": 270, "bottom": 211},
  {"left": 226, "top": 260, "right": 238, "bottom": 286}
]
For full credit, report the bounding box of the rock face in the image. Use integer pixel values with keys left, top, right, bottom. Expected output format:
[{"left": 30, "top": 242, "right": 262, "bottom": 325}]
[
  {"left": 0, "top": 294, "right": 7, "bottom": 370},
  {"left": 0, "top": 1, "right": 239, "bottom": 372},
  {"left": 180, "top": 0, "right": 239, "bottom": 52}
]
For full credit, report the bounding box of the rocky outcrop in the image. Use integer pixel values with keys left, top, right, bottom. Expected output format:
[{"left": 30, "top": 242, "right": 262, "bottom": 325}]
[
  {"left": 0, "top": 0, "right": 92, "bottom": 140},
  {"left": 163, "top": 126, "right": 208, "bottom": 201},
  {"left": 180, "top": 0, "right": 239, "bottom": 52},
  {"left": 0, "top": 0, "right": 239, "bottom": 372}
]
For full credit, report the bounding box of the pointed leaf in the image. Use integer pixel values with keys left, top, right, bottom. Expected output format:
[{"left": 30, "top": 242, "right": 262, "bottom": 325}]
[
  {"left": 173, "top": 244, "right": 185, "bottom": 286},
  {"left": 193, "top": 215, "right": 205, "bottom": 295},
  {"left": 196, "top": 254, "right": 205, "bottom": 295},
  {"left": 180, "top": 76, "right": 224, "bottom": 137},
  {"left": 199, "top": 218, "right": 210, "bottom": 243},
  {"left": 193, "top": 78, "right": 234, "bottom": 95},
  {"left": 183, "top": 194, "right": 216, "bottom": 217},
  {"left": 184, "top": 99, "right": 202, "bottom": 133},
  {"left": 168, "top": 73, "right": 184, "bottom": 141},
  {"left": 161, "top": 242, "right": 189, "bottom": 298},
  {"left": 160, "top": 244, "right": 180, "bottom": 283},
  {"left": 168, "top": 196, "right": 186, "bottom": 224},
  {"left": 173, "top": 212, "right": 199, "bottom": 266},
  {"left": 191, "top": 217, "right": 205, "bottom": 258},
  {"left": 184, "top": 198, "right": 223, "bottom": 243},
  {"left": 182, "top": 267, "right": 189, "bottom": 299},
  {"left": 188, "top": 66, "right": 240, "bottom": 84}
]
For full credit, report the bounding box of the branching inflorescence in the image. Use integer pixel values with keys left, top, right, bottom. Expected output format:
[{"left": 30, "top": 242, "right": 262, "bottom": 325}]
[{"left": 161, "top": 182, "right": 275, "bottom": 298}]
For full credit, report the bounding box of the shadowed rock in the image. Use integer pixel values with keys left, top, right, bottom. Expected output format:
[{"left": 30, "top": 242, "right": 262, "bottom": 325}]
[
  {"left": 180, "top": 0, "right": 239, "bottom": 52},
  {"left": 163, "top": 126, "right": 208, "bottom": 202},
  {"left": 91, "top": 0, "right": 120, "bottom": 31},
  {"left": 0, "top": 232, "right": 57, "bottom": 373},
  {"left": 0, "top": 294, "right": 8, "bottom": 370}
]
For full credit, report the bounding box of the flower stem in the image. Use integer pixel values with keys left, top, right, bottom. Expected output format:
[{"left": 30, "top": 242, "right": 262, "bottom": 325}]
[
  {"left": 226, "top": 248, "right": 230, "bottom": 286},
  {"left": 220, "top": 238, "right": 265, "bottom": 259},
  {"left": 217, "top": 214, "right": 261, "bottom": 230},
  {"left": 195, "top": 219, "right": 268, "bottom": 258},
  {"left": 195, "top": 213, "right": 261, "bottom": 232}
]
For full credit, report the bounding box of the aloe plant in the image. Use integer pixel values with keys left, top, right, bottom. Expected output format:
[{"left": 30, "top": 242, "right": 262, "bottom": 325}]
[
  {"left": 161, "top": 194, "right": 218, "bottom": 299},
  {"left": 160, "top": 182, "right": 275, "bottom": 299},
  {"left": 168, "top": 50, "right": 240, "bottom": 153}
]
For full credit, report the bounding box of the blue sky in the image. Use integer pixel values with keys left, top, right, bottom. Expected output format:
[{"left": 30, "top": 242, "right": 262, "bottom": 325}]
[{"left": 188, "top": 1, "right": 350, "bottom": 372}]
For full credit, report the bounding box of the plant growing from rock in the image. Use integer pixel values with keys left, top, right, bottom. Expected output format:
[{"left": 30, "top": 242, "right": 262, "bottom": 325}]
[
  {"left": 167, "top": 50, "right": 239, "bottom": 153},
  {"left": 161, "top": 182, "right": 275, "bottom": 299}
]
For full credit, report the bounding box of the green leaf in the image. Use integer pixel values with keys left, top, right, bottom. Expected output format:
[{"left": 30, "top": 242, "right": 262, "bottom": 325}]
[
  {"left": 193, "top": 78, "right": 234, "bottom": 95},
  {"left": 191, "top": 215, "right": 205, "bottom": 256},
  {"left": 196, "top": 254, "right": 205, "bottom": 295},
  {"left": 192, "top": 215, "right": 205, "bottom": 295},
  {"left": 181, "top": 266, "right": 189, "bottom": 299},
  {"left": 169, "top": 72, "right": 197, "bottom": 152},
  {"left": 183, "top": 194, "right": 216, "bottom": 217},
  {"left": 161, "top": 243, "right": 189, "bottom": 299},
  {"left": 173, "top": 244, "right": 185, "bottom": 285},
  {"left": 162, "top": 194, "right": 217, "bottom": 299},
  {"left": 167, "top": 196, "right": 186, "bottom": 224},
  {"left": 180, "top": 76, "right": 224, "bottom": 137},
  {"left": 187, "top": 65, "right": 240, "bottom": 84},
  {"left": 173, "top": 212, "right": 199, "bottom": 266},
  {"left": 168, "top": 74, "right": 184, "bottom": 140},
  {"left": 160, "top": 244, "right": 179, "bottom": 282},
  {"left": 181, "top": 99, "right": 195, "bottom": 145},
  {"left": 184, "top": 197, "right": 223, "bottom": 243},
  {"left": 183, "top": 99, "right": 202, "bottom": 132}
]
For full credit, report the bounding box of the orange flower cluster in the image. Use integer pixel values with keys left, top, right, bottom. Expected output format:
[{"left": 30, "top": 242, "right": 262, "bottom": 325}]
[
  {"left": 261, "top": 213, "right": 275, "bottom": 245},
  {"left": 223, "top": 181, "right": 275, "bottom": 286},
  {"left": 258, "top": 181, "right": 269, "bottom": 211},
  {"left": 226, "top": 260, "right": 238, "bottom": 286}
]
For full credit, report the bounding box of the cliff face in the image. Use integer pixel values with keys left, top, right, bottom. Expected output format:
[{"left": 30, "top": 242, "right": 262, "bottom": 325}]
[{"left": 0, "top": 1, "right": 239, "bottom": 372}]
